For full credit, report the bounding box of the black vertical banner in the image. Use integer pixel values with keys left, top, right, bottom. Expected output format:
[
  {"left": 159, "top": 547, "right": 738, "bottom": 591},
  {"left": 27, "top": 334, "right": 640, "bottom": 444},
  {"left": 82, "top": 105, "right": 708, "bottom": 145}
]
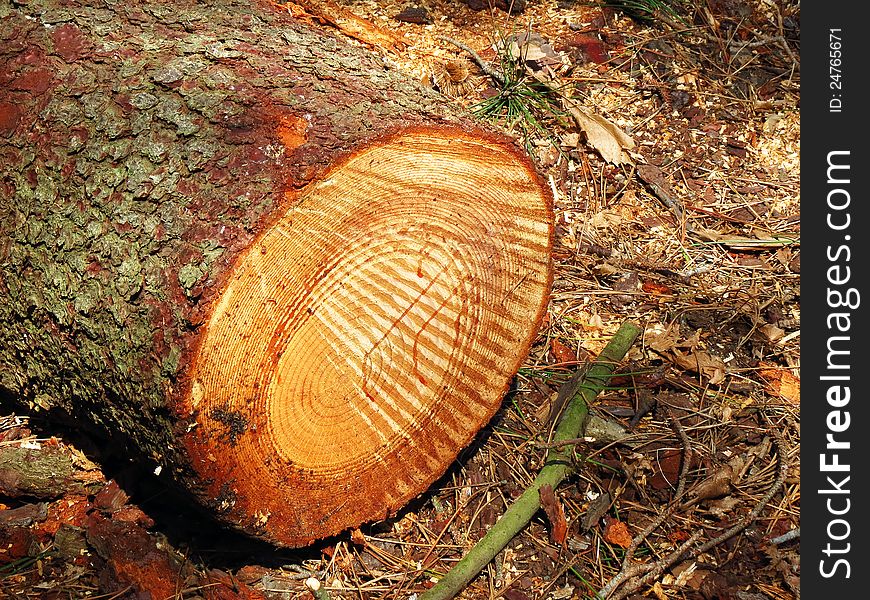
[{"left": 801, "top": 3, "right": 867, "bottom": 596}]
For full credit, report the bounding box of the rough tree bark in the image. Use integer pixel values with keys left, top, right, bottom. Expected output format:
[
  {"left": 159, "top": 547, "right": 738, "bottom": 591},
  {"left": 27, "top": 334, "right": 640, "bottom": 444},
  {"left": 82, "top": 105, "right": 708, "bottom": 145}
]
[{"left": 0, "top": 0, "right": 553, "bottom": 546}]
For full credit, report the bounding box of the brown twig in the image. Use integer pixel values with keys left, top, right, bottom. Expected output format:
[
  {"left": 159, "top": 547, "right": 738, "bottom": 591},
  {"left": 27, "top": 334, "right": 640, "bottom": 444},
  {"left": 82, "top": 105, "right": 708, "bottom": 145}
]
[
  {"left": 595, "top": 407, "right": 693, "bottom": 599},
  {"left": 692, "top": 424, "right": 787, "bottom": 555},
  {"left": 597, "top": 413, "right": 788, "bottom": 599}
]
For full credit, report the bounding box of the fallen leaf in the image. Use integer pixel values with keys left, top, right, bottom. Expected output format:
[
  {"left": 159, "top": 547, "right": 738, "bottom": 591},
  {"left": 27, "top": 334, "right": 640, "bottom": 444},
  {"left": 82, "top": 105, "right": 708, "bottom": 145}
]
[
  {"left": 726, "top": 453, "right": 748, "bottom": 483},
  {"left": 642, "top": 280, "right": 675, "bottom": 295},
  {"left": 602, "top": 516, "right": 632, "bottom": 548},
  {"left": 670, "top": 347, "right": 727, "bottom": 385},
  {"left": 650, "top": 448, "right": 682, "bottom": 490},
  {"left": 687, "top": 464, "right": 734, "bottom": 503},
  {"left": 583, "top": 414, "right": 630, "bottom": 445},
  {"left": 647, "top": 322, "right": 681, "bottom": 353},
  {"left": 559, "top": 32, "right": 609, "bottom": 64},
  {"left": 566, "top": 101, "right": 635, "bottom": 165},
  {"left": 539, "top": 484, "right": 568, "bottom": 550},
  {"left": 550, "top": 338, "right": 578, "bottom": 364},
  {"left": 580, "top": 492, "right": 611, "bottom": 532},
  {"left": 735, "top": 253, "right": 771, "bottom": 268},
  {"left": 502, "top": 31, "right": 568, "bottom": 75},
  {"left": 612, "top": 271, "right": 640, "bottom": 293},
  {"left": 593, "top": 261, "right": 621, "bottom": 276},
  {"left": 683, "top": 567, "right": 712, "bottom": 592},
  {"left": 668, "top": 529, "right": 691, "bottom": 544},
  {"left": 678, "top": 328, "right": 702, "bottom": 349}
]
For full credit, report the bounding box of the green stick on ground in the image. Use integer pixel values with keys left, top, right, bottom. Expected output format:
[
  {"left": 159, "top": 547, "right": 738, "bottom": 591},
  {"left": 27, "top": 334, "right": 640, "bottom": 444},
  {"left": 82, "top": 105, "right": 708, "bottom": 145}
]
[{"left": 419, "top": 321, "right": 643, "bottom": 600}]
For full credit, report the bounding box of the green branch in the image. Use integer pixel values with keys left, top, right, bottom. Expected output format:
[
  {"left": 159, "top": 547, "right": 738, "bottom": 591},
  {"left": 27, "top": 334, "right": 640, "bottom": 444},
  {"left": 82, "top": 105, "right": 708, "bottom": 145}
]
[{"left": 419, "top": 321, "right": 643, "bottom": 600}]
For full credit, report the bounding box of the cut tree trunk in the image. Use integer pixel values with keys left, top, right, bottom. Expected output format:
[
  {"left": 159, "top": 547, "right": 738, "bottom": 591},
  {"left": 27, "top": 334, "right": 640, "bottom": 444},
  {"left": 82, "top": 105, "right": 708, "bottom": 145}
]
[{"left": 0, "top": 0, "right": 553, "bottom": 547}]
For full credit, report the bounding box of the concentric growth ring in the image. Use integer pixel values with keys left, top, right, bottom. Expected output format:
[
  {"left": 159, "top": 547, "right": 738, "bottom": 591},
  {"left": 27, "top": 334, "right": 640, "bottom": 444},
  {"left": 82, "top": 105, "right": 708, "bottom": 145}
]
[{"left": 183, "top": 128, "right": 553, "bottom": 546}]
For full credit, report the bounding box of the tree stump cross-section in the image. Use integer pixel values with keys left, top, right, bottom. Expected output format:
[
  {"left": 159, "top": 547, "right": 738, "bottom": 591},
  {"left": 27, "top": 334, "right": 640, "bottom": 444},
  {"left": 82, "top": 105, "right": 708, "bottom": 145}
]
[{"left": 183, "top": 129, "right": 552, "bottom": 544}]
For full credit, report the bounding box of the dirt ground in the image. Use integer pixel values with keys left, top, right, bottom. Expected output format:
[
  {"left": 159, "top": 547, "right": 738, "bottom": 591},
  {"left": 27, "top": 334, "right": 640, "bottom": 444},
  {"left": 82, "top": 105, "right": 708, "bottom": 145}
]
[{"left": 1, "top": 1, "right": 800, "bottom": 599}]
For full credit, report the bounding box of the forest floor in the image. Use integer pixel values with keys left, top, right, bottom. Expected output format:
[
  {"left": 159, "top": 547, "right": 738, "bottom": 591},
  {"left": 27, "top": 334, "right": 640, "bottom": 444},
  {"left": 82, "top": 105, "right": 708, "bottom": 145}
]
[{"left": 1, "top": 1, "right": 800, "bottom": 599}]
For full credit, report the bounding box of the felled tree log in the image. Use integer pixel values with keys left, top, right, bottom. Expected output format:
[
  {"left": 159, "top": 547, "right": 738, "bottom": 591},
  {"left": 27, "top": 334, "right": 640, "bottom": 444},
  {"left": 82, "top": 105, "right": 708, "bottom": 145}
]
[{"left": 0, "top": 0, "right": 552, "bottom": 546}]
